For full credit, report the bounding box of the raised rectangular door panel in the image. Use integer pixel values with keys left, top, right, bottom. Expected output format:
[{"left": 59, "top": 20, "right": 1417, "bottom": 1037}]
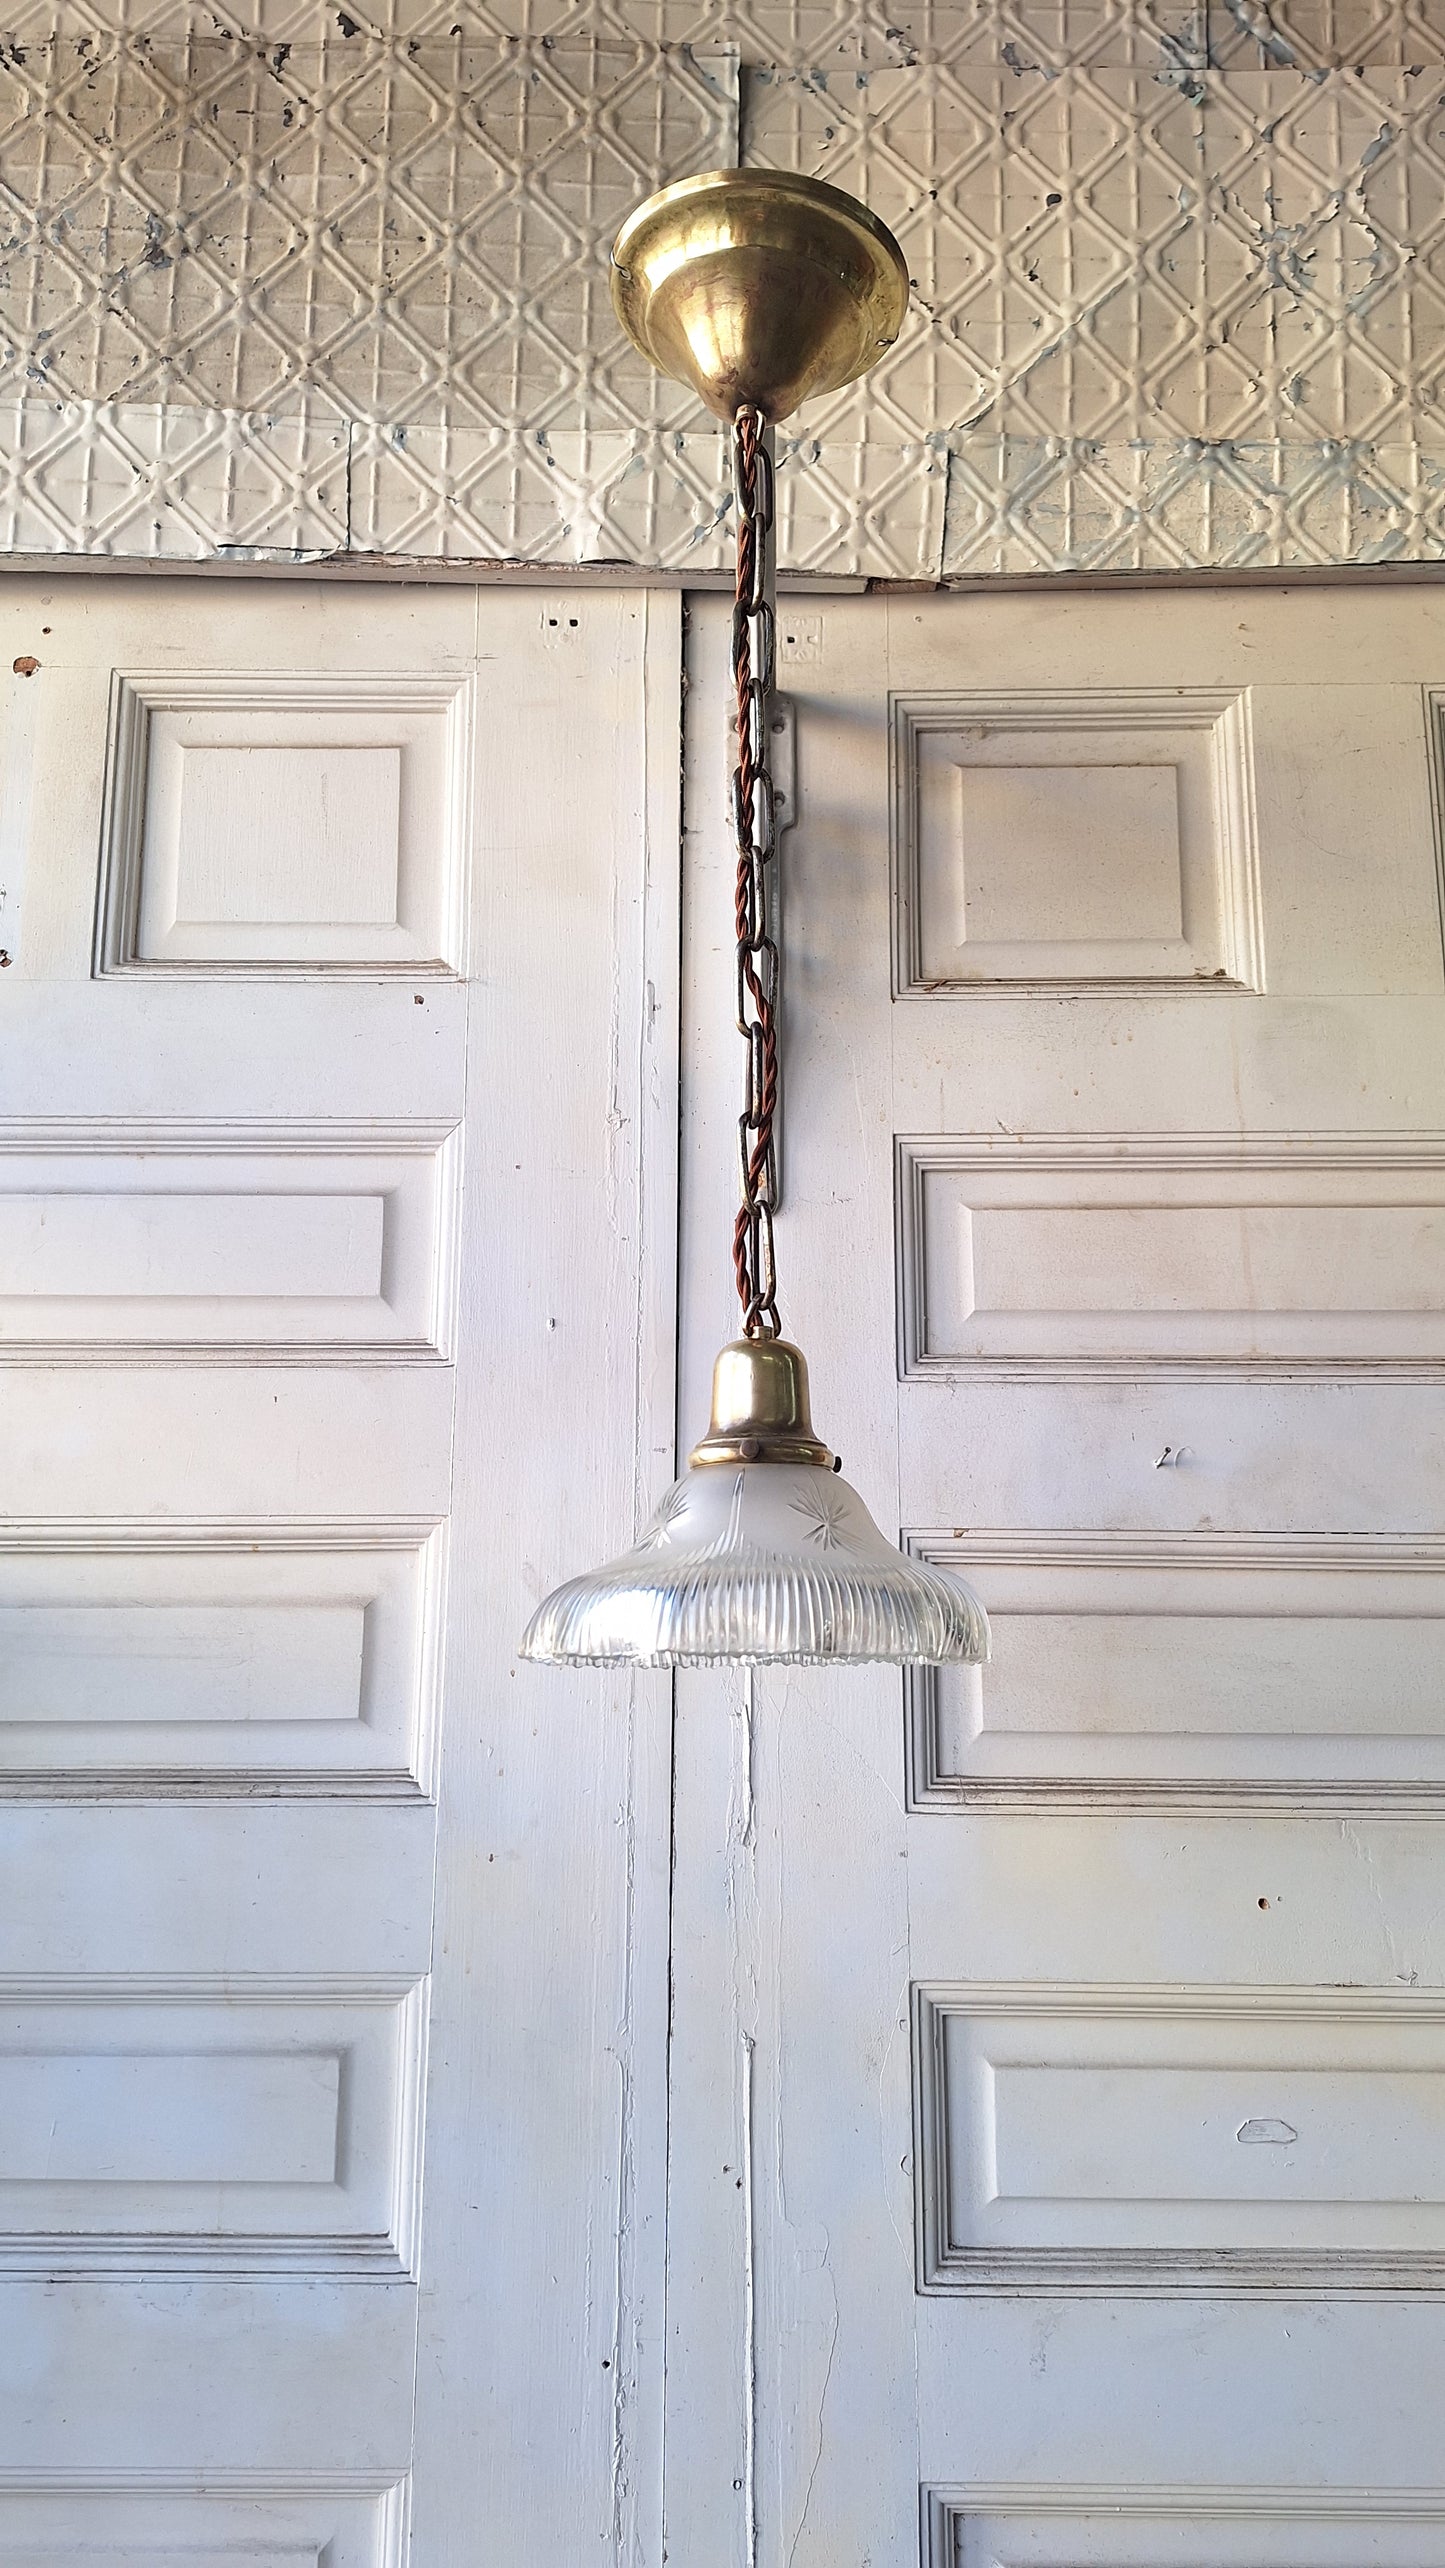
[
  {"left": 925, "top": 2494, "right": 1445, "bottom": 2568},
  {"left": 0, "top": 1134, "right": 460, "bottom": 1359},
  {"left": 0, "top": 1982, "right": 425, "bottom": 2274},
  {"left": 0, "top": 1527, "right": 444, "bottom": 1788},
  {"left": 0, "top": 2487, "right": 408, "bottom": 2568},
  {"left": 915, "top": 1985, "right": 1445, "bottom": 2291},
  {"left": 897, "top": 1137, "right": 1445, "bottom": 1377},
  {"left": 905, "top": 1533, "right": 1445, "bottom": 1811}
]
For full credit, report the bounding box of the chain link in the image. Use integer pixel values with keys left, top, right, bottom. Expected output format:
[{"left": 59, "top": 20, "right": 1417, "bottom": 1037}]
[{"left": 729, "top": 405, "right": 781, "bottom": 1340}]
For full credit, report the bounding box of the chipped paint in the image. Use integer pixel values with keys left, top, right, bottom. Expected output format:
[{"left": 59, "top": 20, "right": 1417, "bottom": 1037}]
[{"left": 1, "top": 3, "right": 1444, "bottom": 573}]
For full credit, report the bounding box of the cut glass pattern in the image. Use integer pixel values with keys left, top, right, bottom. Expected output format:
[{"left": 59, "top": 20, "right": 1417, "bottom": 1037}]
[{"left": 520, "top": 1462, "right": 990, "bottom": 1668}]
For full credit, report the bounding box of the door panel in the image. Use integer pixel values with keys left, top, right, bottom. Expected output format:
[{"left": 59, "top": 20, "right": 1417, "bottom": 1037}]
[
  {"left": 0, "top": 577, "right": 677, "bottom": 2561},
  {"left": 906, "top": 1532, "right": 1445, "bottom": 1807},
  {"left": 671, "top": 585, "right": 1445, "bottom": 2567}
]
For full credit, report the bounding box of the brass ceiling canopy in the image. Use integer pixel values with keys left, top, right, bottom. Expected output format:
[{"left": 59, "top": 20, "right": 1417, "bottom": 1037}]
[{"left": 610, "top": 167, "right": 910, "bottom": 424}]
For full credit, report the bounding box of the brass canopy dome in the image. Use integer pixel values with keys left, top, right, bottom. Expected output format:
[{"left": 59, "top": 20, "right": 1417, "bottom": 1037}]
[{"left": 610, "top": 167, "right": 910, "bottom": 424}]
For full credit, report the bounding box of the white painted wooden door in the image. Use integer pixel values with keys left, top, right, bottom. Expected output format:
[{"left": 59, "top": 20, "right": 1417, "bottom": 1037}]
[
  {"left": 671, "top": 585, "right": 1445, "bottom": 2568},
  {"left": 0, "top": 576, "right": 677, "bottom": 2565}
]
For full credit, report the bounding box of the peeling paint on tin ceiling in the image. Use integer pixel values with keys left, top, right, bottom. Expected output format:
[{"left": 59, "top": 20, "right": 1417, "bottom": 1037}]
[{"left": 1, "top": 0, "right": 1444, "bottom": 572}]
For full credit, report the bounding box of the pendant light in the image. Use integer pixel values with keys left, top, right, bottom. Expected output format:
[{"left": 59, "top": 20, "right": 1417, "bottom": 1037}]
[{"left": 522, "top": 170, "right": 988, "bottom": 1671}]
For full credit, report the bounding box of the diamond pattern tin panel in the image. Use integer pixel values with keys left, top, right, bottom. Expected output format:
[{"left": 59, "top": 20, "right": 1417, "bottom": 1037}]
[
  {"left": 2, "top": 1, "right": 1445, "bottom": 570},
  {"left": 939, "top": 434, "right": 1445, "bottom": 573},
  {"left": 745, "top": 60, "right": 1445, "bottom": 446},
  {"left": 0, "top": 33, "right": 737, "bottom": 424},
  {"left": 0, "top": 0, "right": 1439, "bottom": 60},
  {"left": 1207, "top": 1, "right": 1445, "bottom": 66},
  {"left": 0, "top": 395, "right": 352, "bottom": 555}
]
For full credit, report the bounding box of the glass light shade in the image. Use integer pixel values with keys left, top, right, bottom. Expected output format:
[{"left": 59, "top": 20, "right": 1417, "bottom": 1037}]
[{"left": 521, "top": 1341, "right": 989, "bottom": 1669}]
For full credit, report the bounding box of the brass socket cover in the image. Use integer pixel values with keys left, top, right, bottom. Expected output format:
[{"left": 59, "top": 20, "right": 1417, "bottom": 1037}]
[{"left": 690, "top": 1337, "right": 835, "bottom": 1469}]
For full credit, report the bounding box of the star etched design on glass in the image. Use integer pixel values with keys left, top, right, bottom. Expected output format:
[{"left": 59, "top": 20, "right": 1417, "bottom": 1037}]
[
  {"left": 790, "top": 1484, "right": 849, "bottom": 1550},
  {"left": 636, "top": 1481, "right": 692, "bottom": 1550}
]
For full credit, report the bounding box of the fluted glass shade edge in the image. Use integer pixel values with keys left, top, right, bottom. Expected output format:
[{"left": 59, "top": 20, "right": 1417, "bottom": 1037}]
[{"left": 520, "top": 1463, "right": 990, "bottom": 1669}]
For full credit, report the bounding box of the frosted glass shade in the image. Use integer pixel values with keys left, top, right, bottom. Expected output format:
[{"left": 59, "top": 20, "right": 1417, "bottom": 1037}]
[
  {"left": 520, "top": 1457, "right": 989, "bottom": 1669},
  {"left": 522, "top": 1337, "right": 989, "bottom": 1668}
]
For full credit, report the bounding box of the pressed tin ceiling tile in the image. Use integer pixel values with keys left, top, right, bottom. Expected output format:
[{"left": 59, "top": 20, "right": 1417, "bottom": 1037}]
[
  {"left": 0, "top": 395, "right": 350, "bottom": 551},
  {"left": 746, "top": 56, "right": 1445, "bottom": 446},
  {"left": 0, "top": 34, "right": 738, "bottom": 417},
  {"left": 347, "top": 420, "right": 945, "bottom": 574},
  {"left": 773, "top": 429, "right": 949, "bottom": 575},
  {"left": 939, "top": 430, "right": 1445, "bottom": 571},
  {"left": 1207, "top": 1, "right": 1445, "bottom": 67},
  {"left": 0, "top": 24, "right": 744, "bottom": 557},
  {"left": 347, "top": 419, "right": 733, "bottom": 562},
  {"left": 2, "top": 0, "right": 1445, "bottom": 569}
]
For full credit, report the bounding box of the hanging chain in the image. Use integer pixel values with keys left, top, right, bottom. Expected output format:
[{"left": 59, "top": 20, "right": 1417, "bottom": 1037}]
[{"left": 729, "top": 404, "right": 781, "bottom": 1340}]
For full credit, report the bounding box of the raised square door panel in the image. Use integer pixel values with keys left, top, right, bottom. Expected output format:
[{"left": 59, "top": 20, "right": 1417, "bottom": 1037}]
[
  {"left": 897, "top": 1135, "right": 1445, "bottom": 1379},
  {"left": 96, "top": 673, "right": 474, "bottom": 973},
  {"left": 915, "top": 1986, "right": 1445, "bottom": 2295},
  {"left": 892, "top": 690, "right": 1262, "bottom": 995},
  {"left": 906, "top": 1533, "right": 1445, "bottom": 1814}
]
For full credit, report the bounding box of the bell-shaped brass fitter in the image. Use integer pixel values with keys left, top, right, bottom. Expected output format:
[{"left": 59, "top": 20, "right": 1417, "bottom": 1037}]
[
  {"left": 611, "top": 168, "right": 910, "bottom": 424},
  {"left": 690, "top": 1337, "right": 834, "bottom": 1467}
]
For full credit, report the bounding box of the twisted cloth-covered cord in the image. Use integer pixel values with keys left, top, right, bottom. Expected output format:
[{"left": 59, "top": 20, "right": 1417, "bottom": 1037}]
[{"left": 729, "top": 403, "right": 781, "bottom": 1340}]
